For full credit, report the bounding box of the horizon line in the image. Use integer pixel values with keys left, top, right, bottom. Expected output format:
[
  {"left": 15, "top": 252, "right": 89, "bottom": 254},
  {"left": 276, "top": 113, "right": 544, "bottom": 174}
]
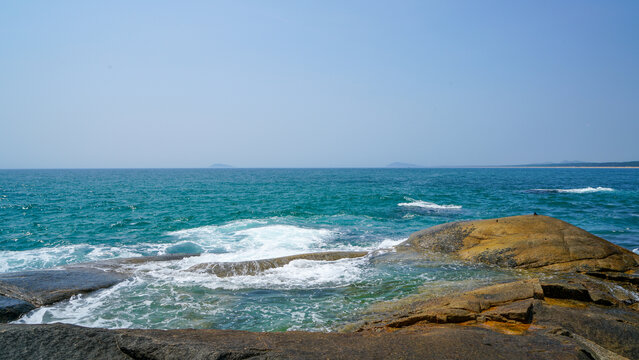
[{"left": 2, "top": 166, "right": 639, "bottom": 170}]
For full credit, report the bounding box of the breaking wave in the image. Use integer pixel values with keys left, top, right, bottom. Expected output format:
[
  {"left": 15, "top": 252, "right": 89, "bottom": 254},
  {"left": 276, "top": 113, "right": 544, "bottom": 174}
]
[
  {"left": 398, "top": 197, "right": 462, "bottom": 210},
  {"left": 528, "top": 187, "right": 614, "bottom": 194}
]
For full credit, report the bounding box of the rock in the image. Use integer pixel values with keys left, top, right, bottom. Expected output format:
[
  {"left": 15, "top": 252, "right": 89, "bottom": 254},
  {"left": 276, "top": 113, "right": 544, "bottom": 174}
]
[
  {"left": 539, "top": 279, "right": 592, "bottom": 302},
  {"left": 0, "top": 254, "right": 197, "bottom": 315},
  {"left": 0, "top": 296, "right": 35, "bottom": 322},
  {"left": 0, "top": 267, "right": 127, "bottom": 307},
  {"left": 188, "top": 251, "right": 369, "bottom": 277},
  {"left": 364, "top": 279, "right": 544, "bottom": 329},
  {"left": 2, "top": 216, "right": 638, "bottom": 359},
  {"left": 0, "top": 323, "right": 131, "bottom": 360},
  {"left": 355, "top": 274, "right": 639, "bottom": 359},
  {"left": 398, "top": 215, "right": 639, "bottom": 272},
  {"left": 534, "top": 302, "right": 639, "bottom": 359},
  {"left": 65, "top": 253, "right": 199, "bottom": 273},
  {"left": 0, "top": 323, "right": 595, "bottom": 360}
]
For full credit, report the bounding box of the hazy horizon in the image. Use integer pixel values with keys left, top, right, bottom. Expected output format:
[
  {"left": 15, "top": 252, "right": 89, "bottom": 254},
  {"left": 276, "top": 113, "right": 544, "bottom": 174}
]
[{"left": 2, "top": 1, "right": 638, "bottom": 168}]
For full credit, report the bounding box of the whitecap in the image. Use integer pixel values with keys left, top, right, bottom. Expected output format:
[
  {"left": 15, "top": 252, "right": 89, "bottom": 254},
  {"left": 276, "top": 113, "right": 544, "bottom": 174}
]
[
  {"left": 398, "top": 197, "right": 462, "bottom": 210},
  {"left": 528, "top": 187, "right": 614, "bottom": 194},
  {"left": 375, "top": 238, "right": 405, "bottom": 249},
  {"left": 167, "top": 221, "right": 337, "bottom": 262},
  {"left": 0, "top": 245, "right": 142, "bottom": 273}
]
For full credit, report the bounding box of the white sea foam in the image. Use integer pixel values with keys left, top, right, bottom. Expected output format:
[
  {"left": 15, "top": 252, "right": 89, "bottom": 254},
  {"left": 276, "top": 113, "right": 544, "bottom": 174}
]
[
  {"left": 1, "top": 218, "right": 395, "bottom": 274},
  {"left": 529, "top": 187, "right": 615, "bottom": 194},
  {"left": 14, "top": 255, "right": 369, "bottom": 328},
  {"left": 8, "top": 218, "right": 402, "bottom": 329},
  {"left": 168, "top": 221, "right": 337, "bottom": 262},
  {"left": 375, "top": 238, "right": 405, "bottom": 249},
  {"left": 634, "top": 248, "right": 639, "bottom": 255},
  {"left": 15, "top": 280, "right": 138, "bottom": 328},
  {"left": 0, "top": 245, "right": 142, "bottom": 273},
  {"left": 398, "top": 197, "right": 462, "bottom": 210}
]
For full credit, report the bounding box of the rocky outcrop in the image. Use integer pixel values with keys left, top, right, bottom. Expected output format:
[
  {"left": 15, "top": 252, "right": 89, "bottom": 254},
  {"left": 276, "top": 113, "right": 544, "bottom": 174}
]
[
  {"left": 0, "top": 323, "right": 596, "bottom": 360},
  {"left": 0, "top": 254, "right": 197, "bottom": 322},
  {"left": 355, "top": 273, "right": 639, "bottom": 359},
  {"left": 0, "top": 268, "right": 127, "bottom": 307},
  {"left": 188, "top": 251, "right": 369, "bottom": 277},
  {"left": 398, "top": 215, "right": 639, "bottom": 272},
  {"left": 1, "top": 215, "right": 638, "bottom": 359}
]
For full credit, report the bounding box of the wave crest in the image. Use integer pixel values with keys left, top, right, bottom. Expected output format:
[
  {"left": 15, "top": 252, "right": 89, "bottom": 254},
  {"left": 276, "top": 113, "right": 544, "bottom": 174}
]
[
  {"left": 528, "top": 187, "right": 614, "bottom": 194},
  {"left": 398, "top": 198, "right": 462, "bottom": 210}
]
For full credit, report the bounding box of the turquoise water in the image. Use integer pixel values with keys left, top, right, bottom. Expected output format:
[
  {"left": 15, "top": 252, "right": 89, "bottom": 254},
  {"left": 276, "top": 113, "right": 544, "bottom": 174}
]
[{"left": 1, "top": 168, "right": 638, "bottom": 330}]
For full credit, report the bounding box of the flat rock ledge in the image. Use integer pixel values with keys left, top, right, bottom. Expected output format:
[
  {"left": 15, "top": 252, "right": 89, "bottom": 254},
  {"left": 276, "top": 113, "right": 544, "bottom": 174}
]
[
  {"left": 0, "top": 254, "right": 197, "bottom": 321},
  {"left": 1, "top": 215, "right": 638, "bottom": 359},
  {"left": 188, "top": 251, "right": 369, "bottom": 277},
  {"left": 0, "top": 322, "right": 603, "bottom": 360}
]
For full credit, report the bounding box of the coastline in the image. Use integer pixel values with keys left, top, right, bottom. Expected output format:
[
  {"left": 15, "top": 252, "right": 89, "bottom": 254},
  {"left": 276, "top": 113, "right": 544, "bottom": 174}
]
[{"left": 1, "top": 215, "right": 638, "bottom": 359}]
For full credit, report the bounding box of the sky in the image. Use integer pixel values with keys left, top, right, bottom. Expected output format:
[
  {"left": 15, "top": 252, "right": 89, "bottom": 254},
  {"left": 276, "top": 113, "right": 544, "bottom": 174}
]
[{"left": 1, "top": 1, "right": 638, "bottom": 168}]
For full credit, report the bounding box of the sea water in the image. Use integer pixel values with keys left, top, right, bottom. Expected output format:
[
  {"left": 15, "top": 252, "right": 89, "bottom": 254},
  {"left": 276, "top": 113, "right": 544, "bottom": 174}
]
[{"left": 1, "top": 168, "right": 638, "bottom": 330}]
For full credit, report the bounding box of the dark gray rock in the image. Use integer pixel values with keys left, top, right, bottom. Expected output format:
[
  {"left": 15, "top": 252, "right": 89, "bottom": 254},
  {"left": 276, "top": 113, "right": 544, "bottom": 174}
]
[
  {"left": 0, "top": 268, "right": 127, "bottom": 306},
  {"left": 0, "top": 254, "right": 197, "bottom": 308},
  {"left": 0, "top": 323, "right": 593, "bottom": 360},
  {"left": 188, "top": 251, "right": 368, "bottom": 277},
  {"left": 533, "top": 301, "right": 639, "bottom": 359},
  {"left": 0, "top": 296, "right": 35, "bottom": 322},
  {"left": 0, "top": 324, "right": 131, "bottom": 360}
]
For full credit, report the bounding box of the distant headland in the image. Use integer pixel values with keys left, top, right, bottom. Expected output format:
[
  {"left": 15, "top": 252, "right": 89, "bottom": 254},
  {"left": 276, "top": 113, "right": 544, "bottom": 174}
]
[
  {"left": 209, "top": 163, "right": 234, "bottom": 169},
  {"left": 508, "top": 160, "right": 639, "bottom": 168}
]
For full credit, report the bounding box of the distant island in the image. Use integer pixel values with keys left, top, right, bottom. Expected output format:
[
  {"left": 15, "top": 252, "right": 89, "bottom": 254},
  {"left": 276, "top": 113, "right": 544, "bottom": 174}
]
[
  {"left": 209, "top": 163, "right": 234, "bottom": 168},
  {"left": 385, "top": 162, "right": 423, "bottom": 168},
  {"left": 511, "top": 160, "right": 639, "bottom": 168}
]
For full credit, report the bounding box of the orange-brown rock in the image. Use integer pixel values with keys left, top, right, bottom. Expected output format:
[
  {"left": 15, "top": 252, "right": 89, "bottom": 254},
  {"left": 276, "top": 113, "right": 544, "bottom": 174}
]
[
  {"left": 356, "top": 274, "right": 639, "bottom": 359},
  {"left": 398, "top": 215, "right": 639, "bottom": 272}
]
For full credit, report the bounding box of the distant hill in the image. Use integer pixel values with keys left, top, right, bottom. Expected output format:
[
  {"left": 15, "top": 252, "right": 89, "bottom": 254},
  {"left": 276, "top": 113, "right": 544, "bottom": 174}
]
[
  {"left": 514, "top": 161, "right": 639, "bottom": 168},
  {"left": 209, "top": 163, "right": 234, "bottom": 168},
  {"left": 386, "top": 162, "right": 423, "bottom": 168}
]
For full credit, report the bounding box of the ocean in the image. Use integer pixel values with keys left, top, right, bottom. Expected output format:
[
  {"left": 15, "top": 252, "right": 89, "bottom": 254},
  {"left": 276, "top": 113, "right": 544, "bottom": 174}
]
[{"left": 1, "top": 168, "right": 638, "bottom": 331}]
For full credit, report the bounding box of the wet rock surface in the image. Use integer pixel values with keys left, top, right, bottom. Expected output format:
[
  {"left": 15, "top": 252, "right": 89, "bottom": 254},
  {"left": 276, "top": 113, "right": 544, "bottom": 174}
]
[
  {"left": 0, "top": 267, "right": 127, "bottom": 307},
  {"left": 0, "top": 296, "right": 34, "bottom": 323},
  {"left": 188, "top": 251, "right": 369, "bottom": 277},
  {"left": 0, "top": 254, "right": 197, "bottom": 322}
]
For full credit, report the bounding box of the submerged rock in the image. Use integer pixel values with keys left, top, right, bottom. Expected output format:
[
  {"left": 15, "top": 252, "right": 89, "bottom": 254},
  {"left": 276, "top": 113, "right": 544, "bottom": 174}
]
[
  {"left": 398, "top": 214, "right": 639, "bottom": 272},
  {"left": 188, "top": 251, "right": 369, "bottom": 277},
  {"left": 65, "top": 253, "right": 200, "bottom": 272}
]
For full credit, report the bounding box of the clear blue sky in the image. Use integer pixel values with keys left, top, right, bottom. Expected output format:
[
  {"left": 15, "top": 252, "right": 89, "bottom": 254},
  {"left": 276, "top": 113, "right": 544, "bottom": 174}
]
[{"left": 1, "top": 1, "right": 638, "bottom": 168}]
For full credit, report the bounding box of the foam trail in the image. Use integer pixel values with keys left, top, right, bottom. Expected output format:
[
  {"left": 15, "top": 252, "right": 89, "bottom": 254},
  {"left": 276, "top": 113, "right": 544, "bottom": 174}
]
[
  {"left": 0, "top": 245, "right": 143, "bottom": 273},
  {"left": 398, "top": 197, "right": 462, "bottom": 210},
  {"left": 528, "top": 187, "right": 614, "bottom": 194},
  {"left": 13, "top": 255, "right": 369, "bottom": 329},
  {"left": 167, "top": 221, "right": 337, "bottom": 262}
]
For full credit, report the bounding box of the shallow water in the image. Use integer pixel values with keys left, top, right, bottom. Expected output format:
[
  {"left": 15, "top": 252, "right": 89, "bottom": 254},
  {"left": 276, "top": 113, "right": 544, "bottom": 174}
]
[{"left": 1, "top": 168, "right": 638, "bottom": 330}]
